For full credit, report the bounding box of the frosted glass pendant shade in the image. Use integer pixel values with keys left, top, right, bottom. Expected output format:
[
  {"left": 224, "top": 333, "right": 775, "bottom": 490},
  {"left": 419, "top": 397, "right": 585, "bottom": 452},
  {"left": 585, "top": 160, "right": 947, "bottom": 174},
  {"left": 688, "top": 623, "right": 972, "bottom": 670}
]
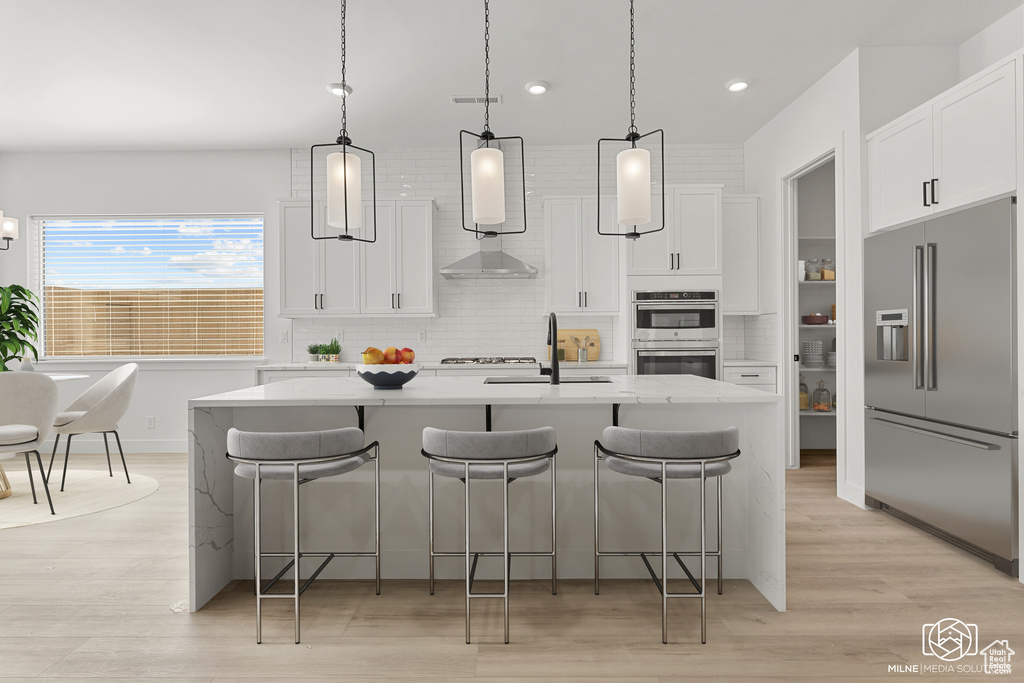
[
  {"left": 327, "top": 151, "right": 363, "bottom": 229},
  {"left": 0, "top": 216, "right": 18, "bottom": 240},
  {"left": 616, "top": 147, "right": 651, "bottom": 226},
  {"left": 470, "top": 147, "right": 506, "bottom": 225}
]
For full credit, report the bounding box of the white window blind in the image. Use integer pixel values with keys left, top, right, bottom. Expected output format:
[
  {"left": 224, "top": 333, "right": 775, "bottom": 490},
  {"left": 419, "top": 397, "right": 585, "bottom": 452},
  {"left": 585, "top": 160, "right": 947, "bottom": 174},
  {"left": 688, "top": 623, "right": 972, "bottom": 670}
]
[{"left": 38, "top": 215, "right": 263, "bottom": 358}]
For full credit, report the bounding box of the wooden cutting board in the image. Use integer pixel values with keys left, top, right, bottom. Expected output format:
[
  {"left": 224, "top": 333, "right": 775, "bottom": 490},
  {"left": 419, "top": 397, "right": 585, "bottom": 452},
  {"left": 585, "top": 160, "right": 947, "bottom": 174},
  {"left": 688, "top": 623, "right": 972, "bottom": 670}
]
[{"left": 548, "top": 328, "right": 601, "bottom": 361}]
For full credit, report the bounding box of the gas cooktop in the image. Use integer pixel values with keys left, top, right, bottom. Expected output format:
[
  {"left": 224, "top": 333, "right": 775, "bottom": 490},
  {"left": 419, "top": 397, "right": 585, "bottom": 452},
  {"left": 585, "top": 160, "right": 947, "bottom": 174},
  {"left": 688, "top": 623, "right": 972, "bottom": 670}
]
[{"left": 439, "top": 357, "right": 538, "bottom": 365}]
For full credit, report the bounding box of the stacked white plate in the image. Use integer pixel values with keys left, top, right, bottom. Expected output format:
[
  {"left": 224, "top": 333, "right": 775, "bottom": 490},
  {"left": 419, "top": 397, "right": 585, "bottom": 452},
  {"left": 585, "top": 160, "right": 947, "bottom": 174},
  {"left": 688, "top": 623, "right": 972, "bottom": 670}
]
[
  {"left": 802, "top": 340, "right": 823, "bottom": 367},
  {"left": 826, "top": 352, "right": 838, "bottom": 367}
]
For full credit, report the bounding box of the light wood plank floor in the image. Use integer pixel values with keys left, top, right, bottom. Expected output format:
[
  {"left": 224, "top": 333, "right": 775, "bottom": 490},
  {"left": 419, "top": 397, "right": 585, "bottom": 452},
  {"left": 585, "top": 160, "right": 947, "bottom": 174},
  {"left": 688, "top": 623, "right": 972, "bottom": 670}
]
[{"left": 1, "top": 452, "right": 1021, "bottom": 680}]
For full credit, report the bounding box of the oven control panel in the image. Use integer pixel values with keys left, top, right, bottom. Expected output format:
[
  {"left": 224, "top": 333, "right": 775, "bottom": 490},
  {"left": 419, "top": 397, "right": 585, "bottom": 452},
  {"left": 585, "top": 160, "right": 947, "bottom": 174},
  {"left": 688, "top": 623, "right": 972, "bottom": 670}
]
[{"left": 633, "top": 290, "right": 718, "bottom": 302}]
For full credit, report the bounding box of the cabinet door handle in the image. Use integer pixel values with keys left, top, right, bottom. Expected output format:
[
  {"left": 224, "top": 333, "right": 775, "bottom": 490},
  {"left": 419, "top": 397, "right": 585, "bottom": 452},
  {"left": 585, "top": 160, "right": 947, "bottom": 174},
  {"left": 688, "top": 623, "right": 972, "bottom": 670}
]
[
  {"left": 314, "top": 294, "right": 318, "bottom": 310},
  {"left": 319, "top": 294, "right": 324, "bottom": 309},
  {"left": 930, "top": 178, "right": 938, "bottom": 204},
  {"left": 584, "top": 291, "right": 588, "bottom": 307},
  {"left": 923, "top": 181, "right": 930, "bottom": 207},
  {"left": 578, "top": 292, "right": 582, "bottom": 307},
  {"left": 740, "top": 374, "right": 760, "bottom": 378},
  {"left": 397, "top": 293, "right": 401, "bottom": 309},
  {"left": 391, "top": 293, "right": 395, "bottom": 309}
]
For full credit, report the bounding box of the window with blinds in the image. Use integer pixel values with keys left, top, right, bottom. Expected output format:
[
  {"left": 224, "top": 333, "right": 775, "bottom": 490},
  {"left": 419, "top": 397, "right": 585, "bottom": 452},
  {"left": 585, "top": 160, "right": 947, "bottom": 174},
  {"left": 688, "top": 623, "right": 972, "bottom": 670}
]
[{"left": 39, "top": 215, "right": 264, "bottom": 358}]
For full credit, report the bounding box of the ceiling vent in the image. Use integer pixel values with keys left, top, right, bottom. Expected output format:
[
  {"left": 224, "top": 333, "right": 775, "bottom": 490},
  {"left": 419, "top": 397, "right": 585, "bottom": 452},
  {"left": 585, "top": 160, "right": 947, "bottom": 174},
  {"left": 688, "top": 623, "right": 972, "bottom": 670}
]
[{"left": 450, "top": 95, "right": 503, "bottom": 105}]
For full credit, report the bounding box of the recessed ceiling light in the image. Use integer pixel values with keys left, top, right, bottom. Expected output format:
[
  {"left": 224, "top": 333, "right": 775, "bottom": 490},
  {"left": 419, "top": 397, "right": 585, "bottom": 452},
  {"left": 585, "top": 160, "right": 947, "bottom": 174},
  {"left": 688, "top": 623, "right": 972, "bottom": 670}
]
[
  {"left": 725, "top": 79, "right": 749, "bottom": 93},
  {"left": 525, "top": 80, "right": 550, "bottom": 95},
  {"left": 326, "top": 82, "right": 353, "bottom": 97}
]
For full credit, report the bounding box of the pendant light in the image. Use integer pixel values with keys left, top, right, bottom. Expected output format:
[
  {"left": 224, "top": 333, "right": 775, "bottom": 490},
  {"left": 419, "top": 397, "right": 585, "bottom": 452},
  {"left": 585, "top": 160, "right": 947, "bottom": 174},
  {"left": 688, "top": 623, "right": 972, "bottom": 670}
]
[
  {"left": 459, "top": 0, "right": 527, "bottom": 238},
  {"left": 310, "top": 0, "right": 376, "bottom": 243},
  {"left": 596, "top": 0, "right": 664, "bottom": 240},
  {"left": 0, "top": 212, "right": 17, "bottom": 251}
]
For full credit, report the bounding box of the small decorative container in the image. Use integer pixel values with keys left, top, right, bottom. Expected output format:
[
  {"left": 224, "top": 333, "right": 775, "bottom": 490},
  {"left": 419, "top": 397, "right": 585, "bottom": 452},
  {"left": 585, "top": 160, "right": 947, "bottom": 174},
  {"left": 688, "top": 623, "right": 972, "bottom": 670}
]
[
  {"left": 821, "top": 257, "right": 836, "bottom": 281},
  {"left": 799, "top": 375, "right": 809, "bottom": 411},
  {"left": 804, "top": 258, "right": 821, "bottom": 281},
  {"left": 812, "top": 379, "right": 832, "bottom": 412},
  {"left": 328, "top": 354, "right": 340, "bottom": 363}
]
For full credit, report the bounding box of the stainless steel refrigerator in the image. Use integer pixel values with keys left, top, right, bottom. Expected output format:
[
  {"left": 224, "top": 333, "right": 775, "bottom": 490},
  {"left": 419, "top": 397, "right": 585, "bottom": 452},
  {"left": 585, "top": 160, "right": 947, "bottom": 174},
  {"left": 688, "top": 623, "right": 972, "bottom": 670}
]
[{"left": 864, "top": 196, "right": 1018, "bottom": 576}]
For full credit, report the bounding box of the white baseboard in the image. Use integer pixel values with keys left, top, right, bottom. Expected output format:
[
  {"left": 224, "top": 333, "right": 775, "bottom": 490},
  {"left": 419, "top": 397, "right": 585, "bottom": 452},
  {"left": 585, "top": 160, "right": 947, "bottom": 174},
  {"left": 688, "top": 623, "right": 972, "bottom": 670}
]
[
  {"left": 40, "top": 437, "right": 187, "bottom": 455},
  {"left": 843, "top": 482, "right": 869, "bottom": 509}
]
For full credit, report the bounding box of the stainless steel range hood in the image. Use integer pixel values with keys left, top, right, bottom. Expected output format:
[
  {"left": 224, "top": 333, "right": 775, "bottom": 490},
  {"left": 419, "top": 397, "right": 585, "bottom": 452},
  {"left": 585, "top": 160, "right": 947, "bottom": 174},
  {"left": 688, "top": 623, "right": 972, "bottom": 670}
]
[{"left": 440, "top": 236, "right": 537, "bottom": 279}]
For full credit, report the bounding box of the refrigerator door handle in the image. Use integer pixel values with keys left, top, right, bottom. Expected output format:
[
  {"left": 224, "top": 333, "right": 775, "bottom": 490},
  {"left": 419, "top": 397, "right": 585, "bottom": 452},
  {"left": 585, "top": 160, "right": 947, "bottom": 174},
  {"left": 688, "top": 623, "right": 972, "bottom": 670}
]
[
  {"left": 913, "top": 244, "right": 925, "bottom": 390},
  {"left": 869, "top": 417, "right": 998, "bottom": 451},
  {"left": 925, "top": 242, "right": 937, "bottom": 390}
]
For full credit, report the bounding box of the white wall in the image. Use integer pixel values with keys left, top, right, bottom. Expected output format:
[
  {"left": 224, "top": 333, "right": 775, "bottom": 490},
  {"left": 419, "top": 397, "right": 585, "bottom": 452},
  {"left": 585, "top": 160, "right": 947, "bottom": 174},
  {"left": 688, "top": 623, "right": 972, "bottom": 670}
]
[
  {"left": 959, "top": 4, "right": 1024, "bottom": 80},
  {"left": 287, "top": 144, "right": 745, "bottom": 364},
  {"left": 0, "top": 150, "right": 291, "bottom": 452},
  {"left": 744, "top": 50, "right": 862, "bottom": 502},
  {"left": 860, "top": 47, "right": 960, "bottom": 135}
]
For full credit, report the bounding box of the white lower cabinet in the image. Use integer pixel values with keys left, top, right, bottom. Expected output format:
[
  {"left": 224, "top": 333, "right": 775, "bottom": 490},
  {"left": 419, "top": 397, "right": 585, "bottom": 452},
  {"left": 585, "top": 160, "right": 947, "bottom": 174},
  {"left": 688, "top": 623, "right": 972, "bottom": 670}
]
[
  {"left": 280, "top": 198, "right": 436, "bottom": 318},
  {"left": 544, "top": 197, "right": 619, "bottom": 314},
  {"left": 723, "top": 365, "right": 776, "bottom": 393}
]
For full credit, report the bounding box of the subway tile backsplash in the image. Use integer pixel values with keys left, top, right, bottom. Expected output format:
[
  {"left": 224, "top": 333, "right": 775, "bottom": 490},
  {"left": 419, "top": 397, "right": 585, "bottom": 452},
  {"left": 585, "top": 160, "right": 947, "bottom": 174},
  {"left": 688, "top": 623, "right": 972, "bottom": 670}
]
[{"left": 288, "top": 143, "right": 745, "bottom": 363}]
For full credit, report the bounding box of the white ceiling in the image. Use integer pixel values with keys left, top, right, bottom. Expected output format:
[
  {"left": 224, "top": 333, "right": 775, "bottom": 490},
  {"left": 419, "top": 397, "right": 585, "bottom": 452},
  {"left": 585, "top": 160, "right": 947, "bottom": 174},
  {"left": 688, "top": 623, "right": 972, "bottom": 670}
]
[{"left": 0, "top": 0, "right": 1020, "bottom": 151}]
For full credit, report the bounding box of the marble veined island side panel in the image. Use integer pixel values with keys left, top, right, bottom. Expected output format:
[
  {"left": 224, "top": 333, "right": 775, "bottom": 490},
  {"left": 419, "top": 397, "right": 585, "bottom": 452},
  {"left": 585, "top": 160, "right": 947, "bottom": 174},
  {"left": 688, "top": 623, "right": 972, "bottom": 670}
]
[{"left": 188, "top": 375, "right": 784, "bottom": 612}]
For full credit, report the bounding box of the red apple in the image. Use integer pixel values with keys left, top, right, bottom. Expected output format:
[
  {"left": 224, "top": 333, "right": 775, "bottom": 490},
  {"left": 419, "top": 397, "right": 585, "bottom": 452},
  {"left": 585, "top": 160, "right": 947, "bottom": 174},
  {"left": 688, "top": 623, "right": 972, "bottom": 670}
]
[
  {"left": 400, "top": 347, "right": 415, "bottom": 364},
  {"left": 383, "top": 346, "right": 401, "bottom": 364}
]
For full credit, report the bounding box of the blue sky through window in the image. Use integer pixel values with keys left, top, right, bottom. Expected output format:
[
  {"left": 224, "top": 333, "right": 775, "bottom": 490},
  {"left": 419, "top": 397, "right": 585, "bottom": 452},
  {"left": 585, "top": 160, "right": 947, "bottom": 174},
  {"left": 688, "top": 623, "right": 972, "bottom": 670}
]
[{"left": 43, "top": 216, "right": 263, "bottom": 290}]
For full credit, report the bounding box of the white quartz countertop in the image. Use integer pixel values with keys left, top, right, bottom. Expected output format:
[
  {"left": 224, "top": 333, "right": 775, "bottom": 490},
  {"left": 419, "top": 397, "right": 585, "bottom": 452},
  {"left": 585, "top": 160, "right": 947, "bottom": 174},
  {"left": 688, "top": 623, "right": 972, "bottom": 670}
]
[
  {"left": 723, "top": 359, "right": 778, "bottom": 367},
  {"left": 257, "top": 361, "right": 628, "bottom": 371},
  {"left": 191, "top": 374, "right": 779, "bottom": 408}
]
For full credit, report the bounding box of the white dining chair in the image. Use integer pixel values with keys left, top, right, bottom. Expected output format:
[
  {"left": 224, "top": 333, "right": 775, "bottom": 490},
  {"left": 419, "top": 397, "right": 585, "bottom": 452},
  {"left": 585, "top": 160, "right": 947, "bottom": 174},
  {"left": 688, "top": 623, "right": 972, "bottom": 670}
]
[
  {"left": 0, "top": 372, "right": 60, "bottom": 514},
  {"left": 47, "top": 363, "right": 139, "bottom": 492}
]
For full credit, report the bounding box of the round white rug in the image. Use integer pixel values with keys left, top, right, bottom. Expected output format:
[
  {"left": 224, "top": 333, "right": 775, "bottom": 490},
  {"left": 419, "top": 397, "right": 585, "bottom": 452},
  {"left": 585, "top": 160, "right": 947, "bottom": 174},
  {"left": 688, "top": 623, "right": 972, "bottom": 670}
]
[{"left": 0, "top": 468, "right": 159, "bottom": 529}]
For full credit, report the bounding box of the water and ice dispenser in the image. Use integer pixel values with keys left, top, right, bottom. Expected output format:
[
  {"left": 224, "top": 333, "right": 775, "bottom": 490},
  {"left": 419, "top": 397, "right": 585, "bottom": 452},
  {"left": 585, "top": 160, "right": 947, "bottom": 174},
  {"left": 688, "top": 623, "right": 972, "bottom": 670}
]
[{"left": 875, "top": 309, "right": 909, "bottom": 361}]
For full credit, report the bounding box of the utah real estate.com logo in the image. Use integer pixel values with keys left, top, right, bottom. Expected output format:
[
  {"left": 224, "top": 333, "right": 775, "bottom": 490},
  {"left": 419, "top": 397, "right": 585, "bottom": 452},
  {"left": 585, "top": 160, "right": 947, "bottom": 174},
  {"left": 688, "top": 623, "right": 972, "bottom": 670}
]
[{"left": 889, "top": 617, "right": 1015, "bottom": 675}]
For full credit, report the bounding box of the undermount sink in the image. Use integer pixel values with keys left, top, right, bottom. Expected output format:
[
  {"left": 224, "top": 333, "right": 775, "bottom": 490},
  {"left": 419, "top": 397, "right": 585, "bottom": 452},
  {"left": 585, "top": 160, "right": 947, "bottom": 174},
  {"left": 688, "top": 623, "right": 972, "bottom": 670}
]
[{"left": 483, "top": 376, "right": 613, "bottom": 384}]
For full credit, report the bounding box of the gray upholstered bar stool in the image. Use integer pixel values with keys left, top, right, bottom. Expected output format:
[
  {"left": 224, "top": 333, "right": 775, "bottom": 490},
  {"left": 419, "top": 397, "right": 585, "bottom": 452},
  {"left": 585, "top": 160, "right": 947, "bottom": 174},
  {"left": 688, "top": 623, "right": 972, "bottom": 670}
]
[
  {"left": 422, "top": 426, "right": 557, "bottom": 644},
  {"left": 226, "top": 427, "right": 380, "bottom": 644},
  {"left": 594, "top": 426, "right": 740, "bottom": 644}
]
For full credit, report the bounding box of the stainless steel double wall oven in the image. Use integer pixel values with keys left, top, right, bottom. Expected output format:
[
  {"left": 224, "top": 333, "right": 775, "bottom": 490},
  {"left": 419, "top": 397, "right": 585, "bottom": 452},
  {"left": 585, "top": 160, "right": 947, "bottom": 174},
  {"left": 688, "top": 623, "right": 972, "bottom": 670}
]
[{"left": 631, "top": 290, "right": 720, "bottom": 379}]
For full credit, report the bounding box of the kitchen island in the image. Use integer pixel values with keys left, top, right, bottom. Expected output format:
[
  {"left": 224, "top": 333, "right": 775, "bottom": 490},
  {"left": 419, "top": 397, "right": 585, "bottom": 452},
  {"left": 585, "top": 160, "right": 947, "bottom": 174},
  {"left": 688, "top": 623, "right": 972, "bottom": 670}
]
[{"left": 188, "top": 375, "right": 784, "bottom": 612}]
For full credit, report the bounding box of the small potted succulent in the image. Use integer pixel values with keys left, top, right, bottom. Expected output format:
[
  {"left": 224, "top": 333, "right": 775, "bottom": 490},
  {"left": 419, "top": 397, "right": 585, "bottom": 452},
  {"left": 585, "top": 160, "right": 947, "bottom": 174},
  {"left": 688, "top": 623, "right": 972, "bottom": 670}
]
[
  {"left": 317, "top": 343, "right": 330, "bottom": 362},
  {"left": 325, "top": 337, "right": 341, "bottom": 363},
  {"left": 307, "top": 343, "right": 320, "bottom": 362}
]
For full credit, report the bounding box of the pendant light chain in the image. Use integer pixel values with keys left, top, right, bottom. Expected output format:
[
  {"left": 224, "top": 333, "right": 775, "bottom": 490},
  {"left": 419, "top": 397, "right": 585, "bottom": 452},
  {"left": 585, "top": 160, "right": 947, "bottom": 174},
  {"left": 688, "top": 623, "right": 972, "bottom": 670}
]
[
  {"left": 483, "top": 0, "right": 491, "bottom": 134},
  {"left": 628, "top": 0, "right": 637, "bottom": 137},
  {"left": 339, "top": 0, "right": 348, "bottom": 140}
]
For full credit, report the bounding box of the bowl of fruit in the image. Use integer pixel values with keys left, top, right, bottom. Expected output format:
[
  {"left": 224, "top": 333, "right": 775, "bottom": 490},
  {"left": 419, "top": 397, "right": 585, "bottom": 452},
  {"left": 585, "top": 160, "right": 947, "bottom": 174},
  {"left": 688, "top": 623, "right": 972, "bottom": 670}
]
[{"left": 356, "top": 346, "right": 418, "bottom": 389}]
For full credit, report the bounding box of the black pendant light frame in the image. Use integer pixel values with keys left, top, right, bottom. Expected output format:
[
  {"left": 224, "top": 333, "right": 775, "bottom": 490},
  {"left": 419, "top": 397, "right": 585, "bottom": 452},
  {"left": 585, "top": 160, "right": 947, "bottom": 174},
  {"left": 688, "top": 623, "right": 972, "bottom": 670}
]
[
  {"left": 596, "top": 0, "right": 665, "bottom": 241},
  {"left": 459, "top": 0, "right": 527, "bottom": 238},
  {"left": 310, "top": 0, "right": 377, "bottom": 244}
]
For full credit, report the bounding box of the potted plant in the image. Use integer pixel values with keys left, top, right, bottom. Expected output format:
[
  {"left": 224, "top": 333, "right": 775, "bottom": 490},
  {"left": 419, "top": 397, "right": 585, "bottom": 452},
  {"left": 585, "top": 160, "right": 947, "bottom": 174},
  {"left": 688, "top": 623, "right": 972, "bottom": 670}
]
[
  {"left": 317, "top": 343, "right": 330, "bottom": 362},
  {"left": 0, "top": 284, "right": 40, "bottom": 371},
  {"left": 307, "top": 343, "right": 321, "bottom": 362},
  {"left": 325, "top": 337, "right": 341, "bottom": 363}
]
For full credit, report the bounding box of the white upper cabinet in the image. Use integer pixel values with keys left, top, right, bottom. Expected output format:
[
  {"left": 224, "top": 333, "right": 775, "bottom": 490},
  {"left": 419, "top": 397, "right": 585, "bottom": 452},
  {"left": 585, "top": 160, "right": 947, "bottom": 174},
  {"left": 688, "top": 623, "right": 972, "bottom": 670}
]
[
  {"left": 626, "top": 185, "right": 723, "bottom": 275},
  {"left": 868, "top": 60, "right": 1016, "bottom": 232},
  {"left": 280, "top": 198, "right": 435, "bottom": 318},
  {"left": 359, "top": 199, "right": 435, "bottom": 316},
  {"left": 544, "top": 197, "right": 619, "bottom": 314},
  {"left": 280, "top": 200, "right": 359, "bottom": 317},
  {"left": 721, "top": 195, "right": 760, "bottom": 315}
]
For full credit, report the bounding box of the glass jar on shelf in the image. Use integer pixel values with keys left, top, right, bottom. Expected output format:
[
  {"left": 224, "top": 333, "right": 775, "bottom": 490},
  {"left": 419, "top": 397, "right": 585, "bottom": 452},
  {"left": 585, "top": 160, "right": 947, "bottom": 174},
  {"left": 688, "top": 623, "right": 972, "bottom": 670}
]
[
  {"left": 804, "top": 258, "right": 821, "bottom": 281},
  {"left": 799, "top": 374, "right": 809, "bottom": 411},
  {"left": 821, "top": 257, "right": 836, "bottom": 281},
  {"left": 812, "top": 379, "right": 832, "bottom": 412}
]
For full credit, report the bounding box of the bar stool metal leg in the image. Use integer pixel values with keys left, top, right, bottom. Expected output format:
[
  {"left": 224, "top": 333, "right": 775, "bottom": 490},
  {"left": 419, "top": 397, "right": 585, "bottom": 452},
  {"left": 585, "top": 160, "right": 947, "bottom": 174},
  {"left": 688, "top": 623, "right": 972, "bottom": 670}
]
[
  {"left": 594, "top": 444, "right": 600, "bottom": 595},
  {"left": 429, "top": 470, "right": 435, "bottom": 595},
  {"left": 700, "top": 462, "right": 707, "bottom": 644},
  {"left": 293, "top": 462, "right": 300, "bottom": 645},
  {"left": 254, "top": 464, "right": 263, "bottom": 644},
  {"left": 717, "top": 475, "right": 723, "bottom": 595},
  {"left": 661, "top": 461, "right": 668, "bottom": 644},
  {"left": 464, "top": 462, "right": 471, "bottom": 644},
  {"left": 502, "top": 461, "right": 510, "bottom": 644},
  {"left": 374, "top": 448, "right": 381, "bottom": 596},
  {"left": 550, "top": 453, "right": 557, "bottom": 596}
]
